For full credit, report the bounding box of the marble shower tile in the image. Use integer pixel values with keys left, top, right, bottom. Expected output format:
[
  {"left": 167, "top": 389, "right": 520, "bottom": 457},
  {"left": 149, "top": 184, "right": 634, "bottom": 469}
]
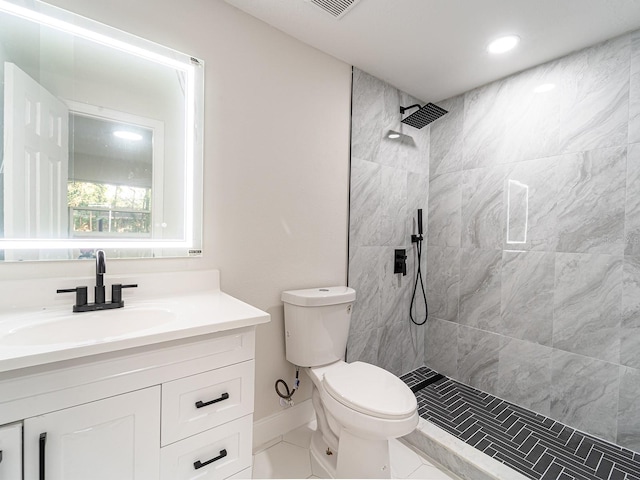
[
  {"left": 554, "top": 147, "right": 626, "bottom": 255},
  {"left": 374, "top": 83, "right": 409, "bottom": 171},
  {"left": 550, "top": 350, "right": 619, "bottom": 443},
  {"left": 379, "top": 313, "right": 426, "bottom": 376},
  {"left": 503, "top": 157, "right": 559, "bottom": 251},
  {"left": 349, "top": 157, "right": 381, "bottom": 248},
  {"left": 500, "top": 250, "right": 554, "bottom": 345},
  {"left": 457, "top": 325, "right": 500, "bottom": 395},
  {"left": 462, "top": 80, "right": 509, "bottom": 169},
  {"left": 407, "top": 172, "right": 429, "bottom": 225},
  {"left": 380, "top": 165, "right": 407, "bottom": 246},
  {"left": 630, "top": 31, "right": 640, "bottom": 144},
  {"left": 559, "top": 34, "right": 631, "bottom": 153},
  {"left": 458, "top": 248, "right": 502, "bottom": 332},
  {"left": 461, "top": 166, "right": 505, "bottom": 249},
  {"left": 625, "top": 143, "right": 640, "bottom": 255},
  {"left": 405, "top": 131, "right": 430, "bottom": 175},
  {"left": 402, "top": 314, "right": 426, "bottom": 374},
  {"left": 351, "top": 68, "right": 385, "bottom": 161},
  {"left": 348, "top": 246, "right": 383, "bottom": 334},
  {"left": 617, "top": 366, "right": 640, "bottom": 452},
  {"left": 346, "top": 327, "right": 379, "bottom": 366},
  {"left": 425, "top": 317, "right": 458, "bottom": 379},
  {"left": 429, "top": 95, "right": 464, "bottom": 175},
  {"left": 621, "top": 255, "right": 640, "bottom": 368},
  {"left": 498, "top": 337, "right": 552, "bottom": 416},
  {"left": 426, "top": 246, "right": 460, "bottom": 322},
  {"left": 377, "top": 322, "right": 405, "bottom": 375},
  {"left": 427, "top": 172, "right": 461, "bottom": 247},
  {"left": 553, "top": 252, "right": 622, "bottom": 363},
  {"left": 497, "top": 59, "right": 563, "bottom": 164}
]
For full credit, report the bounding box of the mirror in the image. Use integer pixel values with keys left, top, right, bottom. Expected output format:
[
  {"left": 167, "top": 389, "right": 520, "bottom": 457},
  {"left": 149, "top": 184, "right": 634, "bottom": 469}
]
[{"left": 0, "top": 0, "right": 204, "bottom": 261}]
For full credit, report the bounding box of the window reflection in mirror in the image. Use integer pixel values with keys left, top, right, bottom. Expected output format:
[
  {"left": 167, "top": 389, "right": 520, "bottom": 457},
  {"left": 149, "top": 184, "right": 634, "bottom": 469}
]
[{"left": 68, "top": 113, "right": 155, "bottom": 238}]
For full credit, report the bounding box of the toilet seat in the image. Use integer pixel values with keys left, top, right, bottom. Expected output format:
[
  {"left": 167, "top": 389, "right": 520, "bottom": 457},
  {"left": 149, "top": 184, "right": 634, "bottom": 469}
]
[{"left": 322, "top": 361, "right": 416, "bottom": 420}]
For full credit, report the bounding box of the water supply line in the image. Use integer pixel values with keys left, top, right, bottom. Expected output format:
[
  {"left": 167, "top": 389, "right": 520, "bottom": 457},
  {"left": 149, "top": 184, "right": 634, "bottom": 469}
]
[
  {"left": 410, "top": 209, "right": 428, "bottom": 325},
  {"left": 275, "top": 366, "right": 300, "bottom": 407}
]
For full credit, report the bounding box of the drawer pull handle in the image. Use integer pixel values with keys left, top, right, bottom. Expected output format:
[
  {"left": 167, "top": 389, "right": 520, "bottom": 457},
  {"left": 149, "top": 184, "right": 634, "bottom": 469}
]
[
  {"left": 195, "top": 392, "right": 229, "bottom": 409},
  {"left": 0, "top": 449, "right": 3, "bottom": 464},
  {"left": 39, "top": 433, "right": 47, "bottom": 480},
  {"left": 194, "top": 449, "right": 227, "bottom": 470}
]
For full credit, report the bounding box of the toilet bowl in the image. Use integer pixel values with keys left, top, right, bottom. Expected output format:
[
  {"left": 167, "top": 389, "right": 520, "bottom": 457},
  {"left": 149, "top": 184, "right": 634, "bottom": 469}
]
[{"left": 281, "top": 287, "right": 419, "bottom": 478}]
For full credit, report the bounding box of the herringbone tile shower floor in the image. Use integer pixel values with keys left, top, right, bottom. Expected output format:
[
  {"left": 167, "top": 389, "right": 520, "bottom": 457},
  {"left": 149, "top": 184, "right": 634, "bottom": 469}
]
[{"left": 401, "top": 367, "right": 640, "bottom": 480}]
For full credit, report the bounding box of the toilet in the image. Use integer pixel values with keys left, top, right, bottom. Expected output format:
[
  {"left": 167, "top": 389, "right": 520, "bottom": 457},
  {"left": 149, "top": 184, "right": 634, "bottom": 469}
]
[{"left": 281, "top": 286, "right": 418, "bottom": 479}]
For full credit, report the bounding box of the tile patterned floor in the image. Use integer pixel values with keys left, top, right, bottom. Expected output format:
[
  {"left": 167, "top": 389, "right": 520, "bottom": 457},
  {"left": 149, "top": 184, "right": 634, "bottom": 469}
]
[
  {"left": 252, "top": 421, "right": 458, "bottom": 479},
  {"left": 401, "top": 366, "right": 640, "bottom": 480}
]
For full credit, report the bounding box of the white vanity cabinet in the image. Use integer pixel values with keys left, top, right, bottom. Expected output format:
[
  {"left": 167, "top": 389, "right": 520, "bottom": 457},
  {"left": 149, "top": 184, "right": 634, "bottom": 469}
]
[
  {"left": 0, "top": 326, "right": 259, "bottom": 480},
  {"left": 0, "top": 422, "right": 22, "bottom": 479},
  {"left": 23, "top": 387, "right": 161, "bottom": 480}
]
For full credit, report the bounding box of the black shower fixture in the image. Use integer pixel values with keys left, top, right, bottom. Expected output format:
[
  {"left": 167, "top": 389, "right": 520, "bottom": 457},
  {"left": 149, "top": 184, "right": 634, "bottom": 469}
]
[
  {"left": 410, "top": 209, "right": 428, "bottom": 326},
  {"left": 400, "top": 103, "right": 448, "bottom": 129}
]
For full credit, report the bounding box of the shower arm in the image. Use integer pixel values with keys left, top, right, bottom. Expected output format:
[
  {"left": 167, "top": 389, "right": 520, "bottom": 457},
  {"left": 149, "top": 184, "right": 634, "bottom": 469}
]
[{"left": 400, "top": 104, "right": 421, "bottom": 115}]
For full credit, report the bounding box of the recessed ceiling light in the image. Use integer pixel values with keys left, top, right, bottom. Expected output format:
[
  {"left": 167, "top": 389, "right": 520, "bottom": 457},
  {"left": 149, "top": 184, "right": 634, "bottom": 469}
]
[
  {"left": 387, "top": 132, "right": 401, "bottom": 139},
  {"left": 113, "top": 130, "right": 143, "bottom": 141},
  {"left": 487, "top": 35, "right": 520, "bottom": 54},
  {"left": 533, "top": 83, "right": 556, "bottom": 93}
]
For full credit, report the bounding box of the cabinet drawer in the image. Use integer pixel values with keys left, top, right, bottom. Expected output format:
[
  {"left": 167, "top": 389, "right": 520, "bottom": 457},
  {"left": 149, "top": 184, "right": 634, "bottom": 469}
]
[
  {"left": 160, "top": 414, "right": 252, "bottom": 480},
  {"left": 162, "top": 360, "right": 254, "bottom": 445},
  {"left": 0, "top": 422, "right": 21, "bottom": 479}
]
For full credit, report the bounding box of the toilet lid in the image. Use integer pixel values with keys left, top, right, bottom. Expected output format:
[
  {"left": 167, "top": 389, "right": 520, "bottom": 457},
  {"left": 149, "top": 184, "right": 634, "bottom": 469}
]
[{"left": 322, "top": 361, "right": 417, "bottom": 420}]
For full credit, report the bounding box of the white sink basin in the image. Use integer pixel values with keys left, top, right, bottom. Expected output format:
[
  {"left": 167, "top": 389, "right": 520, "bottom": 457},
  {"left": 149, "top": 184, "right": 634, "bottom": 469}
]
[{"left": 0, "top": 307, "right": 176, "bottom": 346}]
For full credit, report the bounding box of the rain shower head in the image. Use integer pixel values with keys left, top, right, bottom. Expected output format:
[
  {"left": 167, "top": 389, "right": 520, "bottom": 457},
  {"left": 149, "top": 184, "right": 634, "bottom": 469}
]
[{"left": 400, "top": 103, "right": 448, "bottom": 129}]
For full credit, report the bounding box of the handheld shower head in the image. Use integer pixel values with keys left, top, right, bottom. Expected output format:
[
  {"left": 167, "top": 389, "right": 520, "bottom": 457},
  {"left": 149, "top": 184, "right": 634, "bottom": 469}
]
[{"left": 400, "top": 103, "right": 448, "bottom": 129}]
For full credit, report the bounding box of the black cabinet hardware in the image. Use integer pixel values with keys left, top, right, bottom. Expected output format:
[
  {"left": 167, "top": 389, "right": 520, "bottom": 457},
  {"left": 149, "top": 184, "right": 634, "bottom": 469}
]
[
  {"left": 193, "top": 449, "right": 227, "bottom": 470},
  {"left": 39, "top": 432, "right": 47, "bottom": 480},
  {"left": 0, "top": 449, "right": 3, "bottom": 464},
  {"left": 195, "top": 392, "right": 229, "bottom": 409}
]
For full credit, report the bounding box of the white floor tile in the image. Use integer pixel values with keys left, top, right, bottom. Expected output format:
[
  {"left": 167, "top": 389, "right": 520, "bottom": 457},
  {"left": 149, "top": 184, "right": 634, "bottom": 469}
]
[
  {"left": 252, "top": 441, "right": 311, "bottom": 479},
  {"left": 389, "top": 438, "right": 423, "bottom": 478},
  {"left": 253, "top": 425, "right": 456, "bottom": 479},
  {"left": 282, "top": 421, "right": 315, "bottom": 449},
  {"left": 407, "top": 464, "right": 457, "bottom": 479}
]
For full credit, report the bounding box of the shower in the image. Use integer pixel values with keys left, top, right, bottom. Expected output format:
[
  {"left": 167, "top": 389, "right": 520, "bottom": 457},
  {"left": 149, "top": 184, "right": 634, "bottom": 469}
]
[{"left": 400, "top": 103, "right": 448, "bottom": 129}]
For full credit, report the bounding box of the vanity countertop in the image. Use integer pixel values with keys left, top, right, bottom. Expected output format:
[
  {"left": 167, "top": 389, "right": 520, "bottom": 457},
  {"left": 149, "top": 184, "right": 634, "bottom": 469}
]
[{"left": 0, "top": 270, "right": 269, "bottom": 373}]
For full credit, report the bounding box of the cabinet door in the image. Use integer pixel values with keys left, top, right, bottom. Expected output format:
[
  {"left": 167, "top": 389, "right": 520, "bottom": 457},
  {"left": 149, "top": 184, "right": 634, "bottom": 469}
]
[
  {"left": 24, "top": 386, "right": 160, "bottom": 480},
  {"left": 0, "top": 422, "right": 22, "bottom": 479}
]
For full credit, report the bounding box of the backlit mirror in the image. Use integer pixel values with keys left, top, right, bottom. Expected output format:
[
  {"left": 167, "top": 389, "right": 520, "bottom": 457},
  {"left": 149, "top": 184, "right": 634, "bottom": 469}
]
[{"left": 0, "top": 0, "right": 204, "bottom": 261}]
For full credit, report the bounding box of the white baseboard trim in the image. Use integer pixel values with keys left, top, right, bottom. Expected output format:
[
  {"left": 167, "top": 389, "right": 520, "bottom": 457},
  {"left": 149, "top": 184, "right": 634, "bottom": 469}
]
[{"left": 252, "top": 399, "right": 315, "bottom": 453}]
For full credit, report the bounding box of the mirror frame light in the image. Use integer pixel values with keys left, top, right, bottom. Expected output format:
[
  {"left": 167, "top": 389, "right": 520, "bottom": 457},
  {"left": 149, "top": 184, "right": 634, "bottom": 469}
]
[{"left": 0, "top": 0, "right": 204, "bottom": 252}]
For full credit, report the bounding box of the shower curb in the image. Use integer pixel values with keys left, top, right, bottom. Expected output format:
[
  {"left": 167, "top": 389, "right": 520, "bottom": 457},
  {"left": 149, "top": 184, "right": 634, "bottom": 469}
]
[{"left": 403, "top": 417, "right": 530, "bottom": 480}]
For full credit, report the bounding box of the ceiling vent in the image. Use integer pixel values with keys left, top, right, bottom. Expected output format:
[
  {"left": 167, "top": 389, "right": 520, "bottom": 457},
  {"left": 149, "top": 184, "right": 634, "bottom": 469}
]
[{"left": 309, "top": 0, "right": 362, "bottom": 19}]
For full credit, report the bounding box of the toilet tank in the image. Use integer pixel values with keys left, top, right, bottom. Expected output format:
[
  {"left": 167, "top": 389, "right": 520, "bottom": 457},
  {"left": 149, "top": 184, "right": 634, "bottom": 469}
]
[{"left": 281, "top": 287, "right": 356, "bottom": 367}]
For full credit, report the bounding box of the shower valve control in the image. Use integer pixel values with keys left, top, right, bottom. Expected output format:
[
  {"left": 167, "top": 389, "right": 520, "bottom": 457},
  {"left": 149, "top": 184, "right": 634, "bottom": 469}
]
[{"left": 394, "top": 249, "right": 407, "bottom": 276}]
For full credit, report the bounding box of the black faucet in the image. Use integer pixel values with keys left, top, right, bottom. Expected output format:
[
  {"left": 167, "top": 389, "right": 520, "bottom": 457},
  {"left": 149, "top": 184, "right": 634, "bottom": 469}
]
[
  {"left": 95, "top": 250, "right": 107, "bottom": 304},
  {"left": 57, "top": 250, "right": 137, "bottom": 312}
]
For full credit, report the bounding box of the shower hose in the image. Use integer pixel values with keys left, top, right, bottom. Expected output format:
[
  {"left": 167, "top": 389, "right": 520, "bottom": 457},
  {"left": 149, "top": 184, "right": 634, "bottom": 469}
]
[{"left": 410, "top": 236, "right": 428, "bottom": 326}]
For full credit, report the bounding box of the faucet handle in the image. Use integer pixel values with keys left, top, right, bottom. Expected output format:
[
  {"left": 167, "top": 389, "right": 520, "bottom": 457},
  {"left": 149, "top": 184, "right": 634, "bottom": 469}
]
[
  {"left": 111, "top": 284, "right": 138, "bottom": 305},
  {"left": 57, "top": 286, "right": 88, "bottom": 308}
]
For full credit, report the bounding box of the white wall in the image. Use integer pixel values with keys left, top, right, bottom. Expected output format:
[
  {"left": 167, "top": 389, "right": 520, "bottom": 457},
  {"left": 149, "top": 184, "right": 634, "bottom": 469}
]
[{"left": 1, "top": 0, "right": 352, "bottom": 421}]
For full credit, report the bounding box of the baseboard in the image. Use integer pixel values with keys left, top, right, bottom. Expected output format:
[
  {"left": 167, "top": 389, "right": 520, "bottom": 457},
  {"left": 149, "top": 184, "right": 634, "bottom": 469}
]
[{"left": 252, "top": 399, "right": 315, "bottom": 453}]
